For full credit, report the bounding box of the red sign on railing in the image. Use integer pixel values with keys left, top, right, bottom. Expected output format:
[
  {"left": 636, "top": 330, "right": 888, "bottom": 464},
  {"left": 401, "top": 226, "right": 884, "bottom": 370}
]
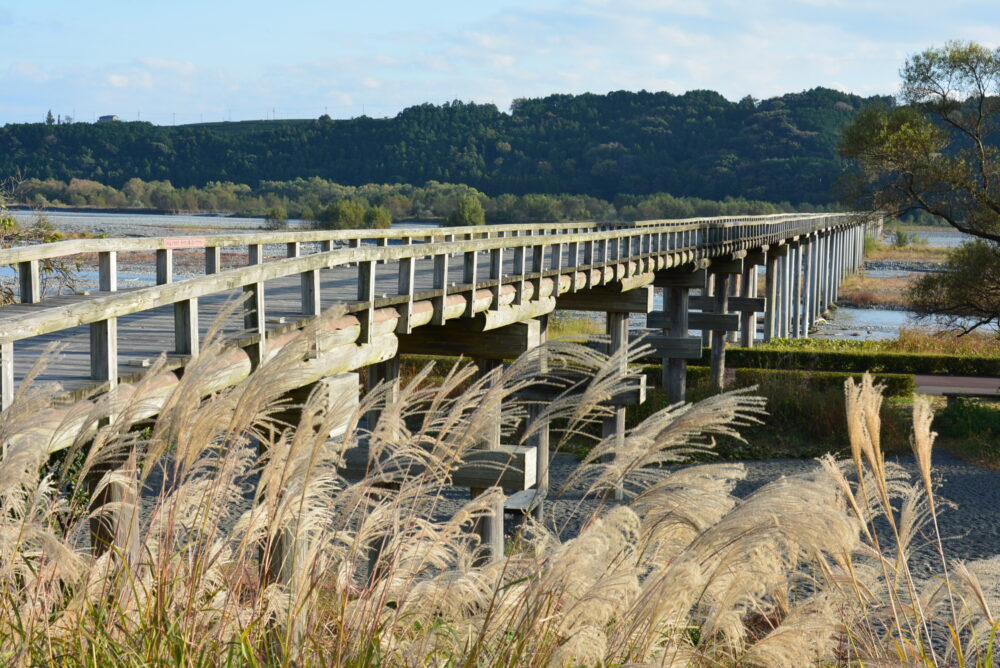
[{"left": 163, "top": 237, "right": 207, "bottom": 250}]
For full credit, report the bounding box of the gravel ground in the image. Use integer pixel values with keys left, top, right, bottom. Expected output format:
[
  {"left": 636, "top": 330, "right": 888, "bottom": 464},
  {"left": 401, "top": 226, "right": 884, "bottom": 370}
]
[{"left": 136, "top": 448, "right": 1000, "bottom": 574}]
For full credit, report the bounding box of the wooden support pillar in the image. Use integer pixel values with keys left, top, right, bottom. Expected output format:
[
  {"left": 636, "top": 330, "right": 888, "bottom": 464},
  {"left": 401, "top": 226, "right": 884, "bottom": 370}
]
[
  {"left": 665, "top": 286, "right": 690, "bottom": 403},
  {"left": 358, "top": 260, "right": 376, "bottom": 345},
  {"left": 87, "top": 443, "right": 138, "bottom": 559},
  {"left": 471, "top": 358, "right": 504, "bottom": 564},
  {"left": 700, "top": 271, "right": 714, "bottom": 346},
  {"left": 365, "top": 356, "right": 401, "bottom": 434},
  {"left": 18, "top": 260, "right": 40, "bottom": 303},
  {"left": 802, "top": 238, "right": 813, "bottom": 337},
  {"left": 791, "top": 242, "right": 802, "bottom": 338},
  {"left": 763, "top": 249, "right": 780, "bottom": 342},
  {"left": 528, "top": 314, "right": 549, "bottom": 521},
  {"left": 739, "top": 261, "right": 758, "bottom": 348},
  {"left": 603, "top": 310, "right": 628, "bottom": 501},
  {"left": 709, "top": 272, "right": 730, "bottom": 392}
]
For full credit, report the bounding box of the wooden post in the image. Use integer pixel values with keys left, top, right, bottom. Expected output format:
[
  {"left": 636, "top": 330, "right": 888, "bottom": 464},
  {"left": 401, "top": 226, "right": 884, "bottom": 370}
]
[
  {"left": 358, "top": 260, "right": 376, "bottom": 345},
  {"left": 603, "top": 310, "right": 628, "bottom": 501},
  {"left": 528, "top": 314, "right": 549, "bottom": 521},
  {"left": 763, "top": 250, "right": 779, "bottom": 342},
  {"left": 205, "top": 246, "right": 221, "bottom": 275},
  {"left": 700, "top": 271, "right": 714, "bottom": 346},
  {"left": 489, "top": 247, "right": 504, "bottom": 310},
  {"left": 90, "top": 318, "right": 117, "bottom": 385},
  {"left": 739, "top": 264, "right": 756, "bottom": 348},
  {"left": 174, "top": 298, "right": 199, "bottom": 356},
  {"left": 18, "top": 260, "right": 40, "bottom": 303},
  {"left": 432, "top": 253, "right": 450, "bottom": 326},
  {"left": 802, "top": 238, "right": 813, "bottom": 337},
  {"left": 464, "top": 250, "right": 478, "bottom": 317},
  {"left": 709, "top": 272, "right": 730, "bottom": 392},
  {"left": 791, "top": 242, "right": 802, "bottom": 338},
  {"left": 665, "top": 286, "right": 690, "bottom": 403},
  {"left": 99, "top": 251, "right": 117, "bottom": 292},
  {"left": 471, "top": 357, "right": 504, "bottom": 564},
  {"left": 156, "top": 248, "right": 173, "bottom": 285},
  {"left": 301, "top": 267, "right": 321, "bottom": 316},
  {"left": 396, "top": 257, "right": 415, "bottom": 334}
]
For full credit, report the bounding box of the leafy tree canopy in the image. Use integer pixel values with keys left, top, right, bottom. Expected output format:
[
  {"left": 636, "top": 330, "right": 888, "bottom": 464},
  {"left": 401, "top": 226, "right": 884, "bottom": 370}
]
[
  {"left": 445, "top": 195, "right": 485, "bottom": 227},
  {"left": 840, "top": 40, "right": 1000, "bottom": 242}
]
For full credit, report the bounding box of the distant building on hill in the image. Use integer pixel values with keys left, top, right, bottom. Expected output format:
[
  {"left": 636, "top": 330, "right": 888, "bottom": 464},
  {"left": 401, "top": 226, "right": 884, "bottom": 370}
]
[{"left": 96, "top": 115, "right": 120, "bottom": 123}]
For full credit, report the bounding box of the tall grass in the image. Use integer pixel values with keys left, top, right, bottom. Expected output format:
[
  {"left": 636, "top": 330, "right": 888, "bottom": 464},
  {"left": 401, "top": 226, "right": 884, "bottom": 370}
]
[{"left": 0, "top": 323, "right": 997, "bottom": 665}]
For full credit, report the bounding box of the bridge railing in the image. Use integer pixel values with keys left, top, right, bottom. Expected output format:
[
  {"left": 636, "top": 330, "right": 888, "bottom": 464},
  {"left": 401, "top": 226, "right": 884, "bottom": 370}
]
[
  {"left": 0, "top": 213, "right": 854, "bottom": 306},
  {"left": 0, "top": 212, "right": 865, "bottom": 408}
]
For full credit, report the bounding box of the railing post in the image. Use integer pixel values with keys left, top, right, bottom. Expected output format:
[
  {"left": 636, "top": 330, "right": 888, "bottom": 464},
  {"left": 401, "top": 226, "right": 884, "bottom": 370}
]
[
  {"left": 567, "top": 241, "right": 580, "bottom": 291},
  {"left": 244, "top": 244, "right": 265, "bottom": 366},
  {"left": 531, "top": 244, "right": 545, "bottom": 300},
  {"left": 90, "top": 318, "right": 118, "bottom": 386},
  {"left": 205, "top": 246, "right": 221, "bottom": 274},
  {"left": 489, "top": 247, "right": 504, "bottom": 310},
  {"left": 286, "top": 241, "right": 300, "bottom": 258},
  {"left": 18, "top": 260, "right": 40, "bottom": 303},
  {"left": 513, "top": 240, "right": 526, "bottom": 306},
  {"left": 174, "top": 298, "right": 199, "bottom": 356},
  {"left": 432, "top": 252, "right": 449, "bottom": 326},
  {"left": 463, "top": 250, "right": 478, "bottom": 317},
  {"left": 156, "top": 249, "right": 173, "bottom": 285},
  {"left": 0, "top": 342, "right": 13, "bottom": 410},
  {"left": 98, "top": 251, "right": 117, "bottom": 292},
  {"left": 397, "top": 256, "right": 415, "bottom": 334},
  {"left": 358, "top": 260, "right": 376, "bottom": 344}
]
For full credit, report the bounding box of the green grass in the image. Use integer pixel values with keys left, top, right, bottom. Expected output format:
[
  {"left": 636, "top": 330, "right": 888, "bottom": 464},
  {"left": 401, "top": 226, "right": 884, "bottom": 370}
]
[{"left": 935, "top": 398, "right": 1000, "bottom": 465}]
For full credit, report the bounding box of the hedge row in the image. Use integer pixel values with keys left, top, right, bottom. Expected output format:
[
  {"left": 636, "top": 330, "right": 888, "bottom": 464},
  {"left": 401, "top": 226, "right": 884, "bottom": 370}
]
[
  {"left": 702, "top": 347, "right": 1000, "bottom": 377},
  {"left": 640, "top": 364, "right": 916, "bottom": 398}
]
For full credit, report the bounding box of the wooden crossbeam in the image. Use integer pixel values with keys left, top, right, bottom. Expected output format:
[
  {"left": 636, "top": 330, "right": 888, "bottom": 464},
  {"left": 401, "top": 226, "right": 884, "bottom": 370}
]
[
  {"left": 514, "top": 373, "right": 647, "bottom": 406},
  {"left": 644, "top": 335, "right": 704, "bottom": 359},
  {"left": 648, "top": 310, "right": 740, "bottom": 332},
  {"left": 339, "top": 443, "right": 537, "bottom": 490},
  {"left": 689, "top": 296, "right": 766, "bottom": 312},
  {"left": 653, "top": 268, "right": 705, "bottom": 288},
  {"left": 709, "top": 258, "right": 744, "bottom": 274},
  {"left": 398, "top": 319, "right": 541, "bottom": 359},
  {"left": 556, "top": 284, "right": 654, "bottom": 313}
]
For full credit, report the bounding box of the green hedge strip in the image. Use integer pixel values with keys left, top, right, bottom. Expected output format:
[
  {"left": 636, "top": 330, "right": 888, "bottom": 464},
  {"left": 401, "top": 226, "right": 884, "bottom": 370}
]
[
  {"left": 701, "top": 347, "right": 1000, "bottom": 377},
  {"left": 640, "top": 364, "right": 916, "bottom": 397}
]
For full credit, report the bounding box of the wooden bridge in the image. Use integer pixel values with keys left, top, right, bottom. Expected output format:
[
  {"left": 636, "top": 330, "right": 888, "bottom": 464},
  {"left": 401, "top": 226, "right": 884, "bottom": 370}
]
[{"left": 0, "top": 212, "right": 875, "bottom": 561}]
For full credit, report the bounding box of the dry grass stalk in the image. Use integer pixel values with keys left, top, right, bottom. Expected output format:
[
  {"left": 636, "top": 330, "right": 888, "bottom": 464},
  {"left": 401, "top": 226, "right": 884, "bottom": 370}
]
[{"left": 0, "top": 327, "right": 998, "bottom": 665}]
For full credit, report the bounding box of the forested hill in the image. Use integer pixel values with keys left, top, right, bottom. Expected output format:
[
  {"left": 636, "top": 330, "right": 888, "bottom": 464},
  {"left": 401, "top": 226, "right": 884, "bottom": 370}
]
[{"left": 0, "top": 87, "right": 891, "bottom": 205}]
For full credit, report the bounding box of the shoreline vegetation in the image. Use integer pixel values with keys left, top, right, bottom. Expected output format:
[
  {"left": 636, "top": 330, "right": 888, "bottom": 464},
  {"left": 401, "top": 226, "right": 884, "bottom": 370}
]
[{"left": 7, "top": 176, "right": 840, "bottom": 228}]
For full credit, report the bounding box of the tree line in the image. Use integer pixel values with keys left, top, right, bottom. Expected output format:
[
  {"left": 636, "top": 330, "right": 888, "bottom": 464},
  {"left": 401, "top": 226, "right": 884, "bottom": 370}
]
[{"left": 1, "top": 87, "right": 890, "bottom": 206}]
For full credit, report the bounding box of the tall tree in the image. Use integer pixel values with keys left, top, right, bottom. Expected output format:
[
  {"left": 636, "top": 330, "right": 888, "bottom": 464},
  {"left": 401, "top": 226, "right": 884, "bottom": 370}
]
[
  {"left": 841, "top": 41, "right": 1000, "bottom": 331},
  {"left": 45, "top": 110, "right": 55, "bottom": 125},
  {"left": 445, "top": 195, "right": 485, "bottom": 227},
  {"left": 840, "top": 40, "right": 1000, "bottom": 242}
]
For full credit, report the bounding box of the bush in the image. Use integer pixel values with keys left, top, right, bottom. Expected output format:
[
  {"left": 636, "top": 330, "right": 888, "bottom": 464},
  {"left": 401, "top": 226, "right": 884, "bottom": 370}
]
[
  {"left": 715, "top": 347, "right": 1000, "bottom": 376},
  {"left": 935, "top": 397, "right": 1000, "bottom": 459}
]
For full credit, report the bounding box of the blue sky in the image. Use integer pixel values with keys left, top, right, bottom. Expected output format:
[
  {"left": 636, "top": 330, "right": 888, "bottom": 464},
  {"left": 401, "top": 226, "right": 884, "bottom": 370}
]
[{"left": 2, "top": 0, "right": 998, "bottom": 125}]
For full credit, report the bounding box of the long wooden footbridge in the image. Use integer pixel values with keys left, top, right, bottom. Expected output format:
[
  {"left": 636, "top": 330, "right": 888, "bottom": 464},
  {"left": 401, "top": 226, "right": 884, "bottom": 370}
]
[{"left": 0, "top": 212, "right": 875, "bottom": 561}]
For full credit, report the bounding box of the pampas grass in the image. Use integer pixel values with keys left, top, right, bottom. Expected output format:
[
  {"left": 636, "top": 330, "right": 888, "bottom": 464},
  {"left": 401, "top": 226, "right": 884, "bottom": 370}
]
[{"left": 0, "top": 316, "right": 997, "bottom": 665}]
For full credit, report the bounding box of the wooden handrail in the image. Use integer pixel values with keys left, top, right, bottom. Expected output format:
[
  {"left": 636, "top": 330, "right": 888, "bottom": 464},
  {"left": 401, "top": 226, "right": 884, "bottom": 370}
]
[{"left": 0, "top": 213, "right": 841, "bottom": 265}]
